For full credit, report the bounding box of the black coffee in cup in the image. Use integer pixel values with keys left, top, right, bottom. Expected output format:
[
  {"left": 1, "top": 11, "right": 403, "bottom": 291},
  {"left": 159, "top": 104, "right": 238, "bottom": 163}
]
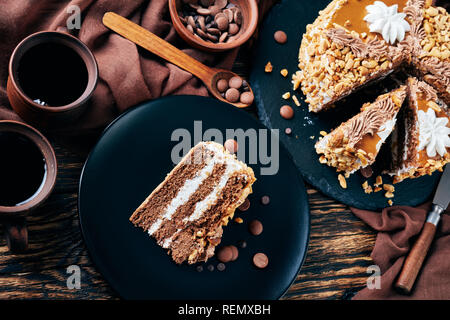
[
  {"left": 0, "top": 132, "right": 46, "bottom": 206},
  {"left": 17, "top": 42, "right": 88, "bottom": 107}
]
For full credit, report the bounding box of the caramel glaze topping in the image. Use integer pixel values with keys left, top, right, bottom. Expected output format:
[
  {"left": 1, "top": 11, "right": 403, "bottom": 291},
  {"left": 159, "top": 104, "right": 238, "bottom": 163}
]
[
  {"left": 329, "top": 0, "right": 408, "bottom": 36},
  {"left": 352, "top": 89, "right": 406, "bottom": 156}
]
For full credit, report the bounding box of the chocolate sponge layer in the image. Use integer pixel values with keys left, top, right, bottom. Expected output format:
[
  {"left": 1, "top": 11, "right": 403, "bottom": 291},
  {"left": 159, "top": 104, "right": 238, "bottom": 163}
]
[{"left": 130, "top": 141, "right": 256, "bottom": 264}]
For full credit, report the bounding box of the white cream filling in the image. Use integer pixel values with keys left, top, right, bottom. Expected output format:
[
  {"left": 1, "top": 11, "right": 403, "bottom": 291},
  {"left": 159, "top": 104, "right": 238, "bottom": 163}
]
[
  {"left": 147, "top": 156, "right": 218, "bottom": 236},
  {"left": 148, "top": 145, "right": 218, "bottom": 235},
  {"left": 160, "top": 228, "right": 182, "bottom": 249},
  {"left": 315, "top": 135, "right": 329, "bottom": 153},
  {"left": 376, "top": 117, "right": 397, "bottom": 151},
  {"left": 184, "top": 161, "right": 244, "bottom": 223},
  {"left": 147, "top": 142, "right": 247, "bottom": 236}
]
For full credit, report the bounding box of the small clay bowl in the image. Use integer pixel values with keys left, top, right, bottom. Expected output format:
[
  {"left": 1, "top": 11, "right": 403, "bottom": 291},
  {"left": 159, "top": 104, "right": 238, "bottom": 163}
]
[
  {"left": 0, "top": 120, "right": 57, "bottom": 252},
  {"left": 7, "top": 31, "right": 98, "bottom": 129},
  {"left": 169, "top": 0, "right": 258, "bottom": 52}
]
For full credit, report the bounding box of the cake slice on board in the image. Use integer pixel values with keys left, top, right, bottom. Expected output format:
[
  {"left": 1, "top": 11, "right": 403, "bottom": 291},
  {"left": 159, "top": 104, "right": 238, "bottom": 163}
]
[
  {"left": 316, "top": 85, "right": 407, "bottom": 174},
  {"left": 130, "top": 141, "right": 256, "bottom": 264},
  {"left": 389, "top": 77, "right": 450, "bottom": 183}
]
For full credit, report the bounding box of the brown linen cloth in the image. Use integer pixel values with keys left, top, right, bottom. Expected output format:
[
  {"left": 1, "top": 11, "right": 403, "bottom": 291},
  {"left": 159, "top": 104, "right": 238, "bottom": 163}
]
[
  {"left": 351, "top": 203, "right": 450, "bottom": 299},
  {"left": 0, "top": 0, "right": 276, "bottom": 133}
]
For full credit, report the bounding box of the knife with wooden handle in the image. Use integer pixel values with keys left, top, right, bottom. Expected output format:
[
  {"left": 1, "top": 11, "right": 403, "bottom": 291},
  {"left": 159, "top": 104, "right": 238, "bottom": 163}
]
[{"left": 395, "top": 165, "right": 450, "bottom": 294}]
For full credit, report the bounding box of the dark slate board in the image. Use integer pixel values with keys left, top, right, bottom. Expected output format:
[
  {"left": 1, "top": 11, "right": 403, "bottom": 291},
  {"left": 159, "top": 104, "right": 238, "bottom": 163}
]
[{"left": 249, "top": 0, "right": 441, "bottom": 210}]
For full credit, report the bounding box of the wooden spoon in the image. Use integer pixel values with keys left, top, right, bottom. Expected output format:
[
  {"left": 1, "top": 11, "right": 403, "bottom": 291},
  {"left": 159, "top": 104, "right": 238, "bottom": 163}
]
[{"left": 102, "top": 12, "right": 253, "bottom": 108}]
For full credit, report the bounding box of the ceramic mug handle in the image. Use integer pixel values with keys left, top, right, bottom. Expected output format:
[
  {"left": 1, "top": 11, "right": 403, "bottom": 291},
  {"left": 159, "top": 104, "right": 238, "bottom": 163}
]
[{"left": 3, "top": 217, "right": 28, "bottom": 252}]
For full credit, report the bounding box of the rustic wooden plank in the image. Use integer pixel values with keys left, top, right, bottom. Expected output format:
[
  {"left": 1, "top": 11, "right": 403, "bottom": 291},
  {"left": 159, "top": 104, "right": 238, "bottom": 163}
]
[{"left": 0, "top": 267, "right": 116, "bottom": 299}]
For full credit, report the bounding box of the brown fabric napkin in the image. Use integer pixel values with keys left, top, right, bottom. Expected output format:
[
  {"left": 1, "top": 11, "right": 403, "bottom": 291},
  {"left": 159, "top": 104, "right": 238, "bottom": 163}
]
[
  {"left": 350, "top": 203, "right": 450, "bottom": 299},
  {"left": 0, "top": 0, "right": 277, "bottom": 134}
]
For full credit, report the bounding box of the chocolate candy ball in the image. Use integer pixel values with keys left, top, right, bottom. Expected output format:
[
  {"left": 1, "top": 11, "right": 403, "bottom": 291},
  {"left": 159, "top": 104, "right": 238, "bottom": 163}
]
[
  {"left": 240, "top": 91, "right": 254, "bottom": 105},
  {"left": 253, "top": 253, "right": 269, "bottom": 269},
  {"left": 225, "top": 88, "right": 240, "bottom": 103},
  {"left": 274, "top": 30, "right": 288, "bottom": 44},
  {"left": 224, "top": 139, "right": 238, "bottom": 153},
  {"left": 249, "top": 220, "right": 263, "bottom": 236},
  {"left": 228, "top": 76, "right": 243, "bottom": 89},
  {"left": 280, "top": 105, "right": 294, "bottom": 119},
  {"left": 217, "top": 79, "right": 229, "bottom": 93},
  {"left": 217, "top": 246, "right": 233, "bottom": 263}
]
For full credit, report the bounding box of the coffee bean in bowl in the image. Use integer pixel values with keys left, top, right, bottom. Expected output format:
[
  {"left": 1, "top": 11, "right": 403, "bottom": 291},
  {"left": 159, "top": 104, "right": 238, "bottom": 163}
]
[
  {"left": 178, "top": 0, "right": 243, "bottom": 44},
  {"left": 169, "top": 0, "right": 259, "bottom": 52}
]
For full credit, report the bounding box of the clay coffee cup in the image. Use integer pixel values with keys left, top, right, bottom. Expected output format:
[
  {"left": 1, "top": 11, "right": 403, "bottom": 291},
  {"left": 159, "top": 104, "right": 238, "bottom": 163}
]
[
  {"left": 7, "top": 31, "right": 98, "bottom": 129},
  {"left": 0, "top": 121, "right": 57, "bottom": 252}
]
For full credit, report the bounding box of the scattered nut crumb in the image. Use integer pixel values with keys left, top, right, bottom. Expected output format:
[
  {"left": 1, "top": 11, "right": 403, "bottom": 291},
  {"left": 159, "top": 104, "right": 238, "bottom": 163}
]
[
  {"left": 265, "top": 62, "right": 273, "bottom": 73},
  {"left": 338, "top": 174, "right": 347, "bottom": 189},
  {"left": 427, "top": 101, "right": 441, "bottom": 113},
  {"left": 320, "top": 131, "right": 328, "bottom": 136},
  {"left": 362, "top": 180, "right": 373, "bottom": 194},
  {"left": 310, "top": 135, "right": 315, "bottom": 139},
  {"left": 292, "top": 95, "right": 300, "bottom": 106},
  {"left": 383, "top": 184, "right": 395, "bottom": 193},
  {"left": 374, "top": 186, "right": 382, "bottom": 192},
  {"left": 282, "top": 92, "right": 291, "bottom": 99},
  {"left": 374, "top": 175, "right": 383, "bottom": 186},
  {"left": 388, "top": 200, "right": 393, "bottom": 206},
  {"left": 234, "top": 217, "right": 243, "bottom": 224},
  {"left": 280, "top": 69, "right": 288, "bottom": 77},
  {"left": 385, "top": 191, "right": 394, "bottom": 198}
]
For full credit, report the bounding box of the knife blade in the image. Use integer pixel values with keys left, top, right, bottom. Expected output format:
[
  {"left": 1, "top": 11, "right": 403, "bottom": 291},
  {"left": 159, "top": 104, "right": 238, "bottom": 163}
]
[{"left": 432, "top": 164, "right": 450, "bottom": 212}]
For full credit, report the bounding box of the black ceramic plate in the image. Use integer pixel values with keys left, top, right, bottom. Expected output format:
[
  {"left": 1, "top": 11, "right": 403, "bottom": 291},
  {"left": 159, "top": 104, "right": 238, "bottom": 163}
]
[
  {"left": 250, "top": 0, "right": 441, "bottom": 210},
  {"left": 78, "top": 96, "right": 309, "bottom": 299}
]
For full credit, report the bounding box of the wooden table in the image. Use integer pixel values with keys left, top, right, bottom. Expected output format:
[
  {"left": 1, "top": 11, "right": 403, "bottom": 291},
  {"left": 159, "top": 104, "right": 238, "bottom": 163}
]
[{"left": 0, "top": 40, "right": 377, "bottom": 303}]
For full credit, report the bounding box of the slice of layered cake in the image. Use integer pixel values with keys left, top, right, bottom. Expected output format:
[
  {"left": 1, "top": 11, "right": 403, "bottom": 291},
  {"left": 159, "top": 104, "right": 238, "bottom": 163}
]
[
  {"left": 316, "top": 86, "right": 407, "bottom": 174},
  {"left": 130, "top": 141, "right": 256, "bottom": 264},
  {"left": 390, "top": 77, "right": 450, "bottom": 182},
  {"left": 293, "top": 0, "right": 450, "bottom": 112}
]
